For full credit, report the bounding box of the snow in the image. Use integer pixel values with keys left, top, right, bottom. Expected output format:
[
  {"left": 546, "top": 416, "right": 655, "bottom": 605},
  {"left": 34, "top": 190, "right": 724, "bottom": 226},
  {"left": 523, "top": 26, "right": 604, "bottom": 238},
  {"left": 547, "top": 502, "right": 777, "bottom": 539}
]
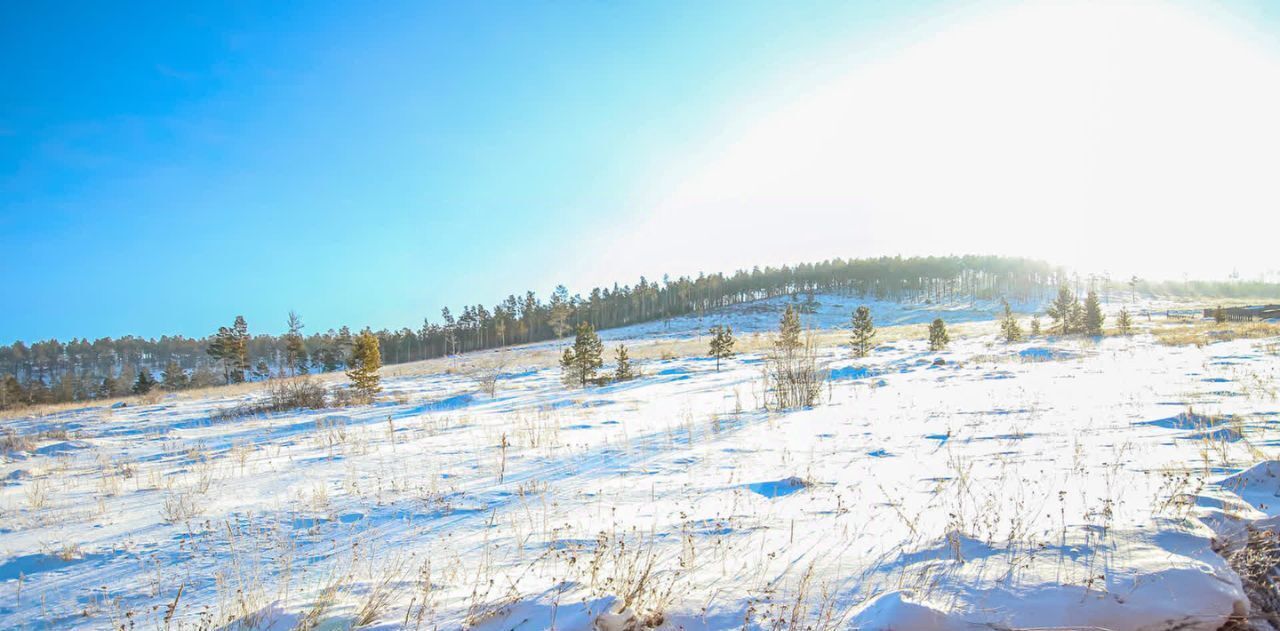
[
  {"left": 598, "top": 293, "right": 1040, "bottom": 342},
  {"left": 1, "top": 297, "right": 1278, "bottom": 630}
]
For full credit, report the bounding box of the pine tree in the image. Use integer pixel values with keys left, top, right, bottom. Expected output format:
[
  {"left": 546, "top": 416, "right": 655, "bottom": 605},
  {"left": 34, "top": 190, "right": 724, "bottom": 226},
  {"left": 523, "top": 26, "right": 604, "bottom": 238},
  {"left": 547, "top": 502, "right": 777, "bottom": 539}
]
[
  {"left": 614, "top": 345, "right": 635, "bottom": 381},
  {"left": 708, "top": 325, "right": 736, "bottom": 371},
  {"left": 132, "top": 369, "right": 156, "bottom": 395},
  {"left": 928, "top": 318, "right": 950, "bottom": 351},
  {"left": 284, "top": 311, "right": 308, "bottom": 376},
  {"left": 849, "top": 306, "right": 876, "bottom": 358},
  {"left": 337, "top": 326, "right": 354, "bottom": 363},
  {"left": 0, "top": 375, "right": 25, "bottom": 410},
  {"left": 1214, "top": 305, "right": 1227, "bottom": 324},
  {"left": 207, "top": 316, "right": 250, "bottom": 384},
  {"left": 776, "top": 304, "right": 803, "bottom": 353},
  {"left": 1030, "top": 315, "right": 1042, "bottom": 336},
  {"left": 1069, "top": 301, "right": 1085, "bottom": 334},
  {"left": 1083, "top": 290, "right": 1105, "bottom": 336},
  {"left": 161, "top": 362, "right": 188, "bottom": 390},
  {"left": 346, "top": 329, "right": 383, "bottom": 400},
  {"left": 1000, "top": 299, "right": 1023, "bottom": 343},
  {"left": 560, "top": 321, "right": 604, "bottom": 387},
  {"left": 206, "top": 326, "right": 235, "bottom": 384},
  {"left": 1116, "top": 308, "right": 1133, "bottom": 335},
  {"left": 548, "top": 285, "right": 572, "bottom": 340},
  {"left": 232, "top": 316, "right": 250, "bottom": 381},
  {"left": 1047, "top": 286, "right": 1076, "bottom": 335}
]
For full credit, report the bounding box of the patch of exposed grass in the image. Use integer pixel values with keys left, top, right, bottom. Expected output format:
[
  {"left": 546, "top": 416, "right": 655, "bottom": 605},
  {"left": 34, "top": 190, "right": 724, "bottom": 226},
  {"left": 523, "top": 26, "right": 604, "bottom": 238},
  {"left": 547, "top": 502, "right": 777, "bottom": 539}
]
[{"left": 1152, "top": 321, "right": 1280, "bottom": 348}]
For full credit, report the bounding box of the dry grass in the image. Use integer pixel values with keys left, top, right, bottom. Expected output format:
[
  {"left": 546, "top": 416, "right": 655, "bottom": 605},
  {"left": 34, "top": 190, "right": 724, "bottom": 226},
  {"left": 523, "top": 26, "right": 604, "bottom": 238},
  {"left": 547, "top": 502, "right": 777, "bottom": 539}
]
[
  {"left": 0, "top": 428, "right": 36, "bottom": 453},
  {"left": 1216, "top": 526, "right": 1280, "bottom": 630},
  {"left": 1153, "top": 321, "right": 1280, "bottom": 348}
]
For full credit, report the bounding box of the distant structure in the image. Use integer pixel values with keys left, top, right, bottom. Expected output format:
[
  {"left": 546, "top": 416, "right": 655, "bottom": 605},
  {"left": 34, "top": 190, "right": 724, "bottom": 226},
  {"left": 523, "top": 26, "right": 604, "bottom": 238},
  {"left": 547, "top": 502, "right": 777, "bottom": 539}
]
[{"left": 1202, "top": 305, "right": 1280, "bottom": 322}]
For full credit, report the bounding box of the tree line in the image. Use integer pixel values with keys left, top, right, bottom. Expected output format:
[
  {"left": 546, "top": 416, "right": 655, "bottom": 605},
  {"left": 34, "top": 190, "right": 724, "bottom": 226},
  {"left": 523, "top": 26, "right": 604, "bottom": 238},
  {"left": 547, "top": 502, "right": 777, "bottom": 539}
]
[{"left": 0, "top": 255, "right": 1060, "bottom": 410}]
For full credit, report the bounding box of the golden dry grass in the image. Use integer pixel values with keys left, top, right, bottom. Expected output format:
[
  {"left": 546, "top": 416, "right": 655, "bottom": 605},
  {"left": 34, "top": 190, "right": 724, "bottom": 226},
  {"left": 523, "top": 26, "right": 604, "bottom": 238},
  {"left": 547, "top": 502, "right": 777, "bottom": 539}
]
[{"left": 1152, "top": 320, "right": 1280, "bottom": 348}]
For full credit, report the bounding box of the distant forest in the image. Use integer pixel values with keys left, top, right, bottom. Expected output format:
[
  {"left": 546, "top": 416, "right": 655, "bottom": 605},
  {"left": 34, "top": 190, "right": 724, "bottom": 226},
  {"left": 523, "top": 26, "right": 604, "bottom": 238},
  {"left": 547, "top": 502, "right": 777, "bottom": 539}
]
[{"left": 0, "top": 254, "right": 1126, "bottom": 409}]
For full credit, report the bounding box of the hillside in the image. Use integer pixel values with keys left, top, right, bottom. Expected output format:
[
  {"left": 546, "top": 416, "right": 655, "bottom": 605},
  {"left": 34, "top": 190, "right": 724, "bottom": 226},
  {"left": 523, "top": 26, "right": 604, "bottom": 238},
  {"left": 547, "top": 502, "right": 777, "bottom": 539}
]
[{"left": 2, "top": 295, "right": 1279, "bottom": 629}]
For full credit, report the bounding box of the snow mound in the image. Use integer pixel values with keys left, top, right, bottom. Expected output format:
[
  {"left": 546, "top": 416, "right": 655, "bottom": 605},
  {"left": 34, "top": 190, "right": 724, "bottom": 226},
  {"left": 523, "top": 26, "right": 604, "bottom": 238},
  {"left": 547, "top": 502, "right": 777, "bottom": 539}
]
[
  {"left": 858, "top": 527, "right": 1244, "bottom": 630},
  {"left": 848, "top": 591, "right": 966, "bottom": 631},
  {"left": 1219, "top": 461, "right": 1280, "bottom": 514},
  {"left": 1222, "top": 461, "right": 1280, "bottom": 491}
]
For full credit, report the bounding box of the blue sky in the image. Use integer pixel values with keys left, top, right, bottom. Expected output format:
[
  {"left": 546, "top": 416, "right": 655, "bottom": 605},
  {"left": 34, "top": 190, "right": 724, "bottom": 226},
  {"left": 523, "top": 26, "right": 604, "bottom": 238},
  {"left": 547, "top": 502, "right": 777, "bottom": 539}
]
[
  {"left": 4, "top": 1, "right": 1280, "bottom": 342},
  {"left": 0, "top": 1, "right": 949, "bottom": 341}
]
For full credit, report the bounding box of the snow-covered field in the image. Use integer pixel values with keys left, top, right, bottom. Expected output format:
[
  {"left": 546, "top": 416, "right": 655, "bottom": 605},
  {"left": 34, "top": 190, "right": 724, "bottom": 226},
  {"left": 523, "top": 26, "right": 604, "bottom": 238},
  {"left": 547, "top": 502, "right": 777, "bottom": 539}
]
[
  {"left": 2, "top": 299, "right": 1279, "bottom": 630},
  {"left": 597, "top": 293, "right": 1042, "bottom": 342}
]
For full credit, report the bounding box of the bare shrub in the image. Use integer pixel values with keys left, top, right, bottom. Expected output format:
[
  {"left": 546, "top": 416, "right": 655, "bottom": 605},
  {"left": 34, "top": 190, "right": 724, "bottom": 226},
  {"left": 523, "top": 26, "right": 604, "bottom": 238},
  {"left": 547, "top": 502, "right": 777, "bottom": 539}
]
[
  {"left": 265, "top": 378, "right": 327, "bottom": 410},
  {"left": 582, "top": 530, "right": 680, "bottom": 628},
  {"left": 161, "top": 491, "right": 203, "bottom": 523},
  {"left": 761, "top": 335, "right": 826, "bottom": 410},
  {"left": 50, "top": 541, "right": 83, "bottom": 562},
  {"left": 25, "top": 478, "right": 50, "bottom": 510},
  {"left": 1, "top": 428, "right": 34, "bottom": 454},
  {"left": 461, "top": 355, "right": 507, "bottom": 398},
  {"left": 211, "top": 377, "right": 328, "bottom": 420},
  {"left": 329, "top": 387, "right": 360, "bottom": 408}
]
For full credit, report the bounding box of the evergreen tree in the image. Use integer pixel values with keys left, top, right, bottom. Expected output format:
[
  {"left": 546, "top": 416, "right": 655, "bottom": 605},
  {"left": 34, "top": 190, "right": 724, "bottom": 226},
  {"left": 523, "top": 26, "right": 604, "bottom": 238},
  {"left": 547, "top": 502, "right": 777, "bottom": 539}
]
[
  {"left": 1030, "top": 315, "right": 1042, "bottom": 336},
  {"left": 161, "top": 362, "right": 188, "bottom": 390},
  {"left": 252, "top": 360, "right": 271, "bottom": 380},
  {"left": 206, "top": 326, "right": 235, "bottom": 384},
  {"left": 614, "top": 345, "right": 635, "bottom": 381},
  {"left": 928, "top": 318, "right": 950, "bottom": 351},
  {"left": 776, "top": 304, "right": 803, "bottom": 353},
  {"left": 548, "top": 285, "right": 573, "bottom": 340},
  {"left": 337, "top": 326, "right": 354, "bottom": 363},
  {"left": 1214, "top": 305, "right": 1227, "bottom": 324},
  {"left": 1116, "top": 308, "right": 1134, "bottom": 335},
  {"left": 284, "top": 311, "right": 308, "bottom": 376},
  {"left": 1069, "top": 301, "right": 1085, "bottom": 334},
  {"left": 132, "top": 369, "right": 157, "bottom": 395},
  {"left": 206, "top": 316, "right": 250, "bottom": 384},
  {"left": 232, "top": 316, "right": 250, "bottom": 380},
  {"left": 708, "top": 325, "right": 736, "bottom": 371},
  {"left": 1047, "top": 286, "right": 1076, "bottom": 335},
  {"left": 1000, "top": 299, "right": 1023, "bottom": 343},
  {"left": 440, "top": 307, "right": 458, "bottom": 355},
  {"left": 849, "top": 306, "right": 876, "bottom": 358},
  {"left": 1083, "top": 290, "right": 1105, "bottom": 336},
  {"left": 1, "top": 375, "right": 27, "bottom": 409},
  {"left": 346, "top": 329, "right": 383, "bottom": 400},
  {"left": 559, "top": 321, "right": 604, "bottom": 387},
  {"left": 97, "top": 376, "right": 116, "bottom": 398}
]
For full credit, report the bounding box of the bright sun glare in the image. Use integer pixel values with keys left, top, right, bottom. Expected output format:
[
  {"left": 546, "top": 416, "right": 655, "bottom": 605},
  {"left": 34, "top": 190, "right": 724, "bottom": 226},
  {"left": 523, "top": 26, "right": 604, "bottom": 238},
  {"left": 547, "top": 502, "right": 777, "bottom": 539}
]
[{"left": 604, "top": 0, "right": 1280, "bottom": 282}]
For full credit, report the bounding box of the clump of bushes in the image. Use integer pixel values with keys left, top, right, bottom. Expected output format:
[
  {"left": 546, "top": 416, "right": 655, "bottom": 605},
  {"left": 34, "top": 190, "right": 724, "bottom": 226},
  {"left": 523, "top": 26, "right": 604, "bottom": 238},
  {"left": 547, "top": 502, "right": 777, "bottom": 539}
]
[{"left": 212, "top": 377, "right": 330, "bottom": 420}]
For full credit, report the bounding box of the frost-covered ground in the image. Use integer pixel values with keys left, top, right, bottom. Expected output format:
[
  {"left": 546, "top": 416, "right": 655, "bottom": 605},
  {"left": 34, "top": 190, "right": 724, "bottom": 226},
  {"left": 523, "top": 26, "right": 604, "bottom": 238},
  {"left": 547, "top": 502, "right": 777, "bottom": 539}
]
[{"left": 2, "top": 299, "right": 1279, "bottom": 630}]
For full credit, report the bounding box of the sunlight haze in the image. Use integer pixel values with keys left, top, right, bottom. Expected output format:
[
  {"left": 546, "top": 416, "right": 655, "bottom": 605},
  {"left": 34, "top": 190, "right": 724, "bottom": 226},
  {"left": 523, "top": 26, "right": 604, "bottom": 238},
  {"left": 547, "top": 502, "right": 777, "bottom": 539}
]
[{"left": 597, "top": 0, "right": 1280, "bottom": 286}]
